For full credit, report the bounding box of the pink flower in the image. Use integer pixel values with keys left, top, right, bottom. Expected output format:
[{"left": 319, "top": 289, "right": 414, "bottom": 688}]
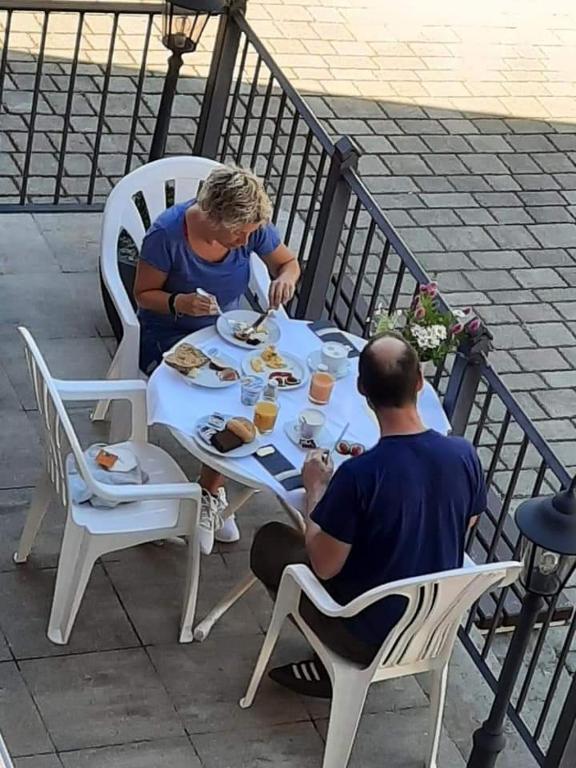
[
  {"left": 427, "top": 281, "right": 438, "bottom": 298},
  {"left": 467, "top": 317, "right": 481, "bottom": 334},
  {"left": 419, "top": 284, "right": 429, "bottom": 295},
  {"left": 462, "top": 307, "right": 472, "bottom": 315},
  {"left": 451, "top": 322, "right": 464, "bottom": 335},
  {"left": 414, "top": 306, "right": 426, "bottom": 321}
]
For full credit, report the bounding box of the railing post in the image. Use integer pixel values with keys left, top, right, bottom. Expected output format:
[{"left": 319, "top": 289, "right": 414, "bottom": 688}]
[
  {"left": 193, "top": 0, "right": 247, "bottom": 159},
  {"left": 443, "top": 328, "right": 493, "bottom": 436},
  {"left": 545, "top": 672, "right": 576, "bottom": 768},
  {"left": 295, "top": 136, "right": 361, "bottom": 321}
]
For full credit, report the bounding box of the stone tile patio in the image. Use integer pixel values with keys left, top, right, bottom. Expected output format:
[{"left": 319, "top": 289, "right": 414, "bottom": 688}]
[{"left": 0, "top": 212, "right": 538, "bottom": 767}]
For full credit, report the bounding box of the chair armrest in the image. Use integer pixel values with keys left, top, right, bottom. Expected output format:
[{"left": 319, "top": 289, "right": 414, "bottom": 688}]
[
  {"left": 281, "top": 564, "right": 347, "bottom": 617},
  {"left": 55, "top": 379, "right": 147, "bottom": 441},
  {"left": 87, "top": 479, "right": 202, "bottom": 505},
  {"left": 55, "top": 379, "right": 146, "bottom": 402}
]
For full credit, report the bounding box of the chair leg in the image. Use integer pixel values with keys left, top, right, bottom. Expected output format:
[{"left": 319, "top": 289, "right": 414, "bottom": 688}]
[
  {"left": 47, "top": 518, "right": 96, "bottom": 645},
  {"left": 179, "top": 528, "right": 201, "bottom": 643},
  {"left": 322, "top": 674, "right": 369, "bottom": 768},
  {"left": 13, "top": 473, "right": 52, "bottom": 564},
  {"left": 239, "top": 595, "right": 291, "bottom": 709},
  {"left": 425, "top": 665, "right": 448, "bottom": 768}
]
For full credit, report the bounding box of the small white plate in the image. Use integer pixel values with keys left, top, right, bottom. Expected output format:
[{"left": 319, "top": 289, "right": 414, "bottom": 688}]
[
  {"left": 284, "top": 420, "right": 334, "bottom": 451},
  {"left": 102, "top": 445, "right": 138, "bottom": 473},
  {"left": 216, "top": 309, "right": 281, "bottom": 350},
  {"left": 307, "top": 349, "right": 351, "bottom": 380},
  {"left": 242, "top": 349, "right": 308, "bottom": 390},
  {"left": 163, "top": 346, "right": 240, "bottom": 389},
  {"left": 192, "top": 414, "right": 261, "bottom": 459}
]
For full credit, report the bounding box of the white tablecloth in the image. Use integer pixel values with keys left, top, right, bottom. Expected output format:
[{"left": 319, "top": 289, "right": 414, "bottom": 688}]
[{"left": 147, "top": 317, "right": 451, "bottom": 512}]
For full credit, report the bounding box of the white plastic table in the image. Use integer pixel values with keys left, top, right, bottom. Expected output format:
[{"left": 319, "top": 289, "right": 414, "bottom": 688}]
[{"left": 147, "top": 315, "right": 451, "bottom": 640}]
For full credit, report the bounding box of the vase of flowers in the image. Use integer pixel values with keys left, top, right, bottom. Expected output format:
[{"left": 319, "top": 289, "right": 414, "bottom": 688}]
[{"left": 370, "top": 282, "right": 482, "bottom": 371}]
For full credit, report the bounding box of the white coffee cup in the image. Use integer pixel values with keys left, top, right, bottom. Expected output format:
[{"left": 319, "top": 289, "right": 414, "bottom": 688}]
[
  {"left": 298, "top": 409, "right": 325, "bottom": 440},
  {"left": 320, "top": 341, "right": 349, "bottom": 375}
]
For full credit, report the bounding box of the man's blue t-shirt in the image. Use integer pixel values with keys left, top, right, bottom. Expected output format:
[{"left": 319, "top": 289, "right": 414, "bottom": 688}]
[
  {"left": 311, "top": 430, "right": 486, "bottom": 646},
  {"left": 137, "top": 200, "right": 281, "bottom": 336}
]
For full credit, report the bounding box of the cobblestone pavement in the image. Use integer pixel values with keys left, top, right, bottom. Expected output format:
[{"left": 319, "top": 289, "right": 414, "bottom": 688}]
[{"left": 1, "top": 0, "right": 576, "bottom": 461}]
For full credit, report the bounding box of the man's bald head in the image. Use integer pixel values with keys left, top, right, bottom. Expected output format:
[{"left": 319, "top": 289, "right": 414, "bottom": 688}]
[{"left": 358, "top": 331, "right": 421, "bottom": 409}]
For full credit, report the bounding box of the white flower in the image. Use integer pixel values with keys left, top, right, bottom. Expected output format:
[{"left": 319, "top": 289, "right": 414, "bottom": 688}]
[{"left": 411, "top": 323, "right": 447, "bottom": 351}]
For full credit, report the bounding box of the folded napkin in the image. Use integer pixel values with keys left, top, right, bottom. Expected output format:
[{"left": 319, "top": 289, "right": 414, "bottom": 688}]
[{"left": 67, "top": 444, "right": 149, "bottom": 508}]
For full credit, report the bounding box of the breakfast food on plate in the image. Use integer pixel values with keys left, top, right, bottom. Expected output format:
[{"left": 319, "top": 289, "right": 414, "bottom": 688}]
[
  {"left": 250, "top": 357, "right": 265, "bottom": 373},
  {"left": 218, "top": 368, "right": 239, "bottom": 382},
  {"left": 336, "top": 441, "right": 365, "bottom": 457},
  {"left": 269, "top": 371, "right": 301, "bottom": 388},
  {"left": 233, "top": 321, "right": 268, "bottom": 346},
  {"left": 226, "top": 417, "right": 256, "bottom": 444},
  {"left": 210, "top": 428, "right": 243, "bottom": 454},
  {"left": 164, "top": 343, "right": 208, "bottom": 374},
  {"left": 95, "top": 449, "right": 118, "bottom": 470},
  {"left": 261, "top": 345, "right": 286, "bottom": 369}
]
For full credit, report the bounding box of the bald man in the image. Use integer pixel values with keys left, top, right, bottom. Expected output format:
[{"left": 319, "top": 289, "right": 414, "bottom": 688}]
[{"left": 249, "top": 332, "right": 486, "bottom": 698}]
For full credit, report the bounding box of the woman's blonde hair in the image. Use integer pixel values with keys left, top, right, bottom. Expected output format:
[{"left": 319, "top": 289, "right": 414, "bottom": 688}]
[{"left": 197, "top": 165, "right": 272, "bottom": 230}]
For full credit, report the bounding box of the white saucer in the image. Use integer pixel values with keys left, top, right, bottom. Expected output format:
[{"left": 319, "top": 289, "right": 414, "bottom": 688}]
[
  {"left": 307, "top": 349, "right": 351, "bottom": 380},
  {"left": 284, "top": 420, "right": 334, "bottom": 451}
]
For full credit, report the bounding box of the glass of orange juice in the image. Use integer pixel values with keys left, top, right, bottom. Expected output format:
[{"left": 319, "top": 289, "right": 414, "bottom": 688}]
[
  {"left": 254, "top": 400, "right": 279, "bottom": 433},
  {"left": 308, "top": 365, "right": 335, "bottom": 405}
]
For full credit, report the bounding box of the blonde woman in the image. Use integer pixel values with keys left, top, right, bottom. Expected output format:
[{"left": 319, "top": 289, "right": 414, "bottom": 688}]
[{"left": 134, "top": 165, "right": 300, "bottom": 554}]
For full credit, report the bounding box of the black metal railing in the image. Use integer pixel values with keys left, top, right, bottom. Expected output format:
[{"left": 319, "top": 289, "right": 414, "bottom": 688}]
[{"left": 1, "top": 1, "right": 575, "bottom": 765}]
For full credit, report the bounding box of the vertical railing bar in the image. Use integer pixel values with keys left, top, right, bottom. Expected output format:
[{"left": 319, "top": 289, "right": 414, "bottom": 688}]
[
  {"left": 388, "top": 261, "right": 406, "bottom": 313},
  {"left": 473, "top": 387, "right": 494, "bottom": 447},
  {"left": 283, "top": 129, "right": 313, "bottom": 246},
  {"left": 363, "top": 238, "right": 391, "bottom": 336},
  {"left": 271, "top": 110, "right": 299, "bottom": 225},
  {"left": 485, "top": 410, "right": 511, "bottom": 489},
  {"left": 485, "top": 434, "right": 529, "bottom": 563},
  {"left": 345, "top": 218, "right": 376, "bottom": 331},
  {"left": 19, "top": 10, "right": 50, "bottom": 204},
  {"left": 516, "top": 593, "right": 560, "bottom": 714},
  {"left": 328, "top": 199, "right": 362, "bottom": 320},
  {"left": 297, "top": 148, "right": 327, "bottom": 264},
  {"left": 87, "top": 12, "right": 119, "bottom": 204},
  {"left": 250, "top": 70, "right": 274, "bottom": 168},
  {"left": 263, "top": 90, "right": 287, "bottom": 186},
  {"left": 532, "top": 461, "right": 547, "bottom": 497},
  {"left": 235, "top": 53, "right": 262, "bottom": 162},
  {"left": 219, "top": 33, "right": 249, "bottom": 163},
  {"left": 534, "top": 610, "right": 576, "bottom": 741},
  {"left": 0, "top": 9, "right": 12, "bottom": 107},
  {"left": 124, "top": 11, "right": 153, "bottom": 176},
  {"left": 54, "top": 11, "right": 84, "bottom": 204}
]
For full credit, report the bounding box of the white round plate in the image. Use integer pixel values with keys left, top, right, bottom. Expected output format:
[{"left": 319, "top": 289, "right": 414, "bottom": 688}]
[
  {"left": 307, "top": 349, "right": 351, "bottom": 380},
  {"left": 284, "top": 420, "right": 334, "bottom": 451},
  {"left": 192, "top": 414, "right": 261, "bottom": 459},
  {"left": 163, "top": 346, "right": 240, "bottom": 389},
  {"left": 242, "top": 350, "right": 309, "bottom": 390},
  {"left": 216, "top": 309, "right": 281, "bottom": 350}
]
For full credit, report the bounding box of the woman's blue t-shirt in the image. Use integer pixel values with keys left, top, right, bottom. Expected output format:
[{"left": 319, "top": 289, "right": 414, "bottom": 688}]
[{"left": 137, "top": 200, "right": 281, "bottom": 335}]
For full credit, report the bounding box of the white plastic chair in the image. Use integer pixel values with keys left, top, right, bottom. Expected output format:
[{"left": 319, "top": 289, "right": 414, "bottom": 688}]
[
  {"left": 0, "top": 734, "right": 13, "bottom": 768},
  {"left": 15, "top": 327, "right": 203, "bottom": 645},
  {"left": 95, "top": 155, "right": 278, "bottom": 424},
  {"left": 240, "top": 560, "right": 522, "bottom": 768}
]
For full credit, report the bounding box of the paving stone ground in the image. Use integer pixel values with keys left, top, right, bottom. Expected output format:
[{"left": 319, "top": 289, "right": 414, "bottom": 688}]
[{"left": 1, "top": 0, "right": 576, "bottom": 453}]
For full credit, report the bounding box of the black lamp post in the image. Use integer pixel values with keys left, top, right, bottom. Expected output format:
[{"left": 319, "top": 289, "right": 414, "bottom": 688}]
[
  {"left": 149, "top": 0, "right": 226, "bottom": 161},
  {"left": 467, "top": 475, "right": 576, "bottom": 768}
]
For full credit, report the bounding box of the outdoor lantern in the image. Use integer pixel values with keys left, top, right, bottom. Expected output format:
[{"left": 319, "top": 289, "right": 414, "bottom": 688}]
[
  {"left": 468, "top": 474, "right": 576, "bottom": 768},
  {"left": 162, "top": 0, "right": 226, "bottom": 54},
  {"left": 149, "top": 0, "right": 226, "bottom": 161},
  {"left": 516, "top": 475, "right": 576, "bottom": 596}
]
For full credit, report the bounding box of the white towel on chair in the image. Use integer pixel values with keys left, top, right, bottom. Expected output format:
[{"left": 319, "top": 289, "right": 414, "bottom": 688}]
[{"left": 66, "top": 443, "right": 148, "bottom": 508}]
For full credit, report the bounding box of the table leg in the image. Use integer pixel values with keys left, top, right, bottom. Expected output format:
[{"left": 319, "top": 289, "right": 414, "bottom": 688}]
[{"left": 193, "top": 571, "right": 257, "bottom": 642}]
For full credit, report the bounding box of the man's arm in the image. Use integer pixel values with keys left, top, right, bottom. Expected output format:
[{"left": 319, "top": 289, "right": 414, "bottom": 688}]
[{"left": 302, "top": 451, "right": 352, "bottom": 581}]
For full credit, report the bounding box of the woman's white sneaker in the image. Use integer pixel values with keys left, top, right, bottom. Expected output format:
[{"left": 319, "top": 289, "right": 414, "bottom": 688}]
[{"left": 215, "top": 515, "right": 240, "bottom": 543}]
